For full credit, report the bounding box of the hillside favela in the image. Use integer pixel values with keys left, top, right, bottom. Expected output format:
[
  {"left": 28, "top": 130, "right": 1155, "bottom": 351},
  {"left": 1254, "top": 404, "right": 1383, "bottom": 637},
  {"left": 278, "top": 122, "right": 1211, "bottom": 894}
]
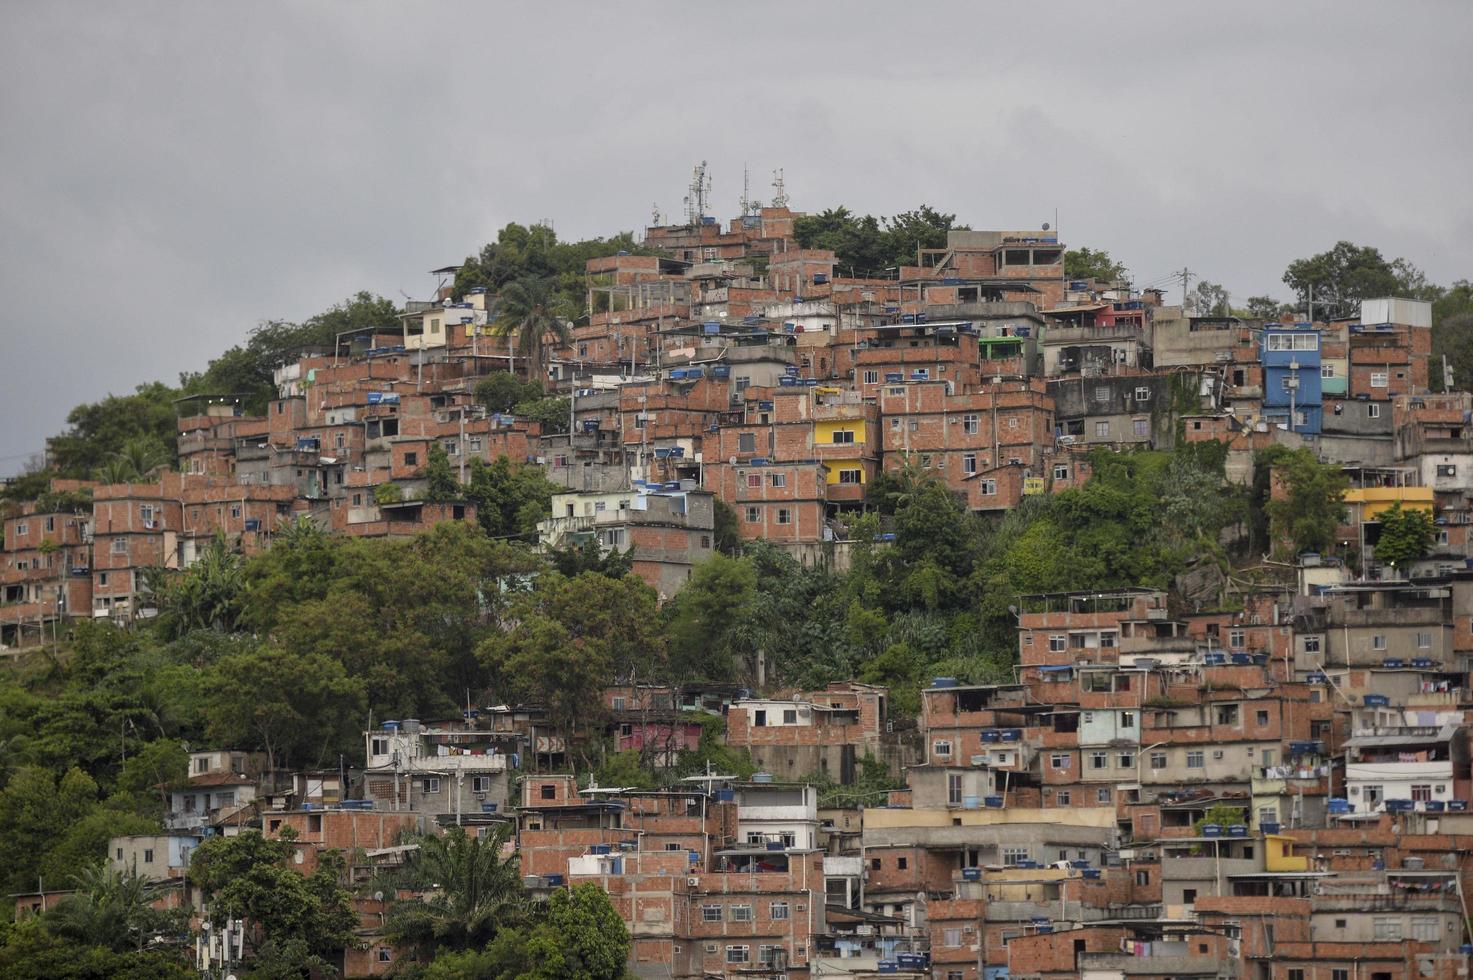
[{"left": 5, "top": 176, "right": 1473, "bottom": 980}]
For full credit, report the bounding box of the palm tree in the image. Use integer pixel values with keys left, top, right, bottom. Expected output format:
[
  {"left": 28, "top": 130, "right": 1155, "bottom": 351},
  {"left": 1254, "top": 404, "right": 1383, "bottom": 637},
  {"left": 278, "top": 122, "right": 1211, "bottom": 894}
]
[
  {"left": 382, "top": 824, "right": 527, "bottom": 953},
  {"left": 48, "top": 864, "right": 174, "bottom": 953},
  {"left": 92, "top": 435, "right": 171, "bottom": 484},
  {"left": 490, "top": 277, "right": 579, "bottom": 383}
]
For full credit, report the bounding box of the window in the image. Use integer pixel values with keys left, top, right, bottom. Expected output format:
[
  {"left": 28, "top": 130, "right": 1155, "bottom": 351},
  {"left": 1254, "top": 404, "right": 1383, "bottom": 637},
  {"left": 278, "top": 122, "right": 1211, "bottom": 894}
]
[
  {"left": 1320, "top": 364, "right": 1335, "bottom": 379},
  {"left": 1368, "top": 402, "right": 1382, "bottom": 418},
  {"left": 871, "top": 858, "right": 882, "bottom": 871},
  {"left": 769, "top": 473, "right": 786, "bottom": 488},
  {"left": 776, "top": 508, "right": 791, "bottom": 525},
  {"left": 1417, "top": 632, "right": 1432, "bottom": 648},
  {"left": 770, "top": 902, "right": 789, "bottom": 920},
  {"left": 1229, "top": 629, "right": 1245, "bottom": 648},
  {"left": 920, "top": 454, "right": 932, "bottom": 468},
  {"left": 1411, "top": 784, "right": 1433, "bottom": 802},
  {"left": 370, "top": 738, "right": 389, "bottom": 756},
  {"left": 1090, "top": 751, "right": 1108, "bottom": 770},
  {"left": 1007, "top": 417, "right": 1019, "bottom": 429},
  {"left": 98, "top": 572, "right": 108, "bottom": 586},
  {"left": 1097, "top": 787, "right": 1111, "bottom": 803},
  {"left": 143, "top": 848, "right": 154, "bottom": 863},
  {"left": 980, "top": 479, "right": 996, "bottom": 495},
  {"left": 1120, "top": 711, "right": 1135, "bottom": 728},
  {"left": 1186, "top": 751, "right": 1205, "bottom": 769},
  {"left": 726, "top": 946, "right": 750, "bottom": 964},
  {"left": 942, "top": 928, "right": 962, "bottom": 948},
  {"left": 539, "top": 784, "right": 556, "bottom": 800},
  {"left": 1332, "top": 971, "right": 1350, "bottom": 980},
  {"left": 838, "top": 469, "right": 862, "bottom": 484},
  {"left": 1051, "top": 753, "right": 1070, "bottom": 769},
  {"left": 421, "top": 777, "right": 440, "bottom": 795},
  {"left": 1215, "top": 704, "right": 1239, "bottom": 725},
  {"left": 1093, "top": 385, "right": 1111, "bottom": 401},
  {"left": 830, "top": 429, "right": 855, "bottom": 444},
  {"left": 963, "top": 414, "right": 979, "bottom": 434},
  {"left": 378, "top": 948, "right": 392, "bottom": 963},
  {"left": 1267, "top": 333, "right": 1318, "bottom": 351},
  {"left": 863, "top": 370, "right": 879, "bottom": 384},
  {"left": 1053, "top": 464, "right": 1069, "bottom": 480},
  {"left": 783, "top": 709, "right": 797, "bottom": 724},
  {"left": 730, "top": 905, "right": 753, "bottom": 922},
  {"left": 1150, "top": 752, "right": 1167, "bottom": 769},
  {"left": 962, "top": 453, "right": 977, "bottom": 474},
  {"left": 745, "top": 506, "right": 760, "bottom": 523},
  {"left": 1133, "top": 386, "right": 1152, "bottom": 400},
  {"left": 746, "top": 473, "right": 762, "bottom": 488},
  {"left": 1410, "top": 916, "right": 1439, "bottom": 941},
  {"left": 404, "top": 452, "right": 417, "bottom": 466},
  {"left": 1056, "top": 790, "right": 1070, "bottom": 805},
  {"left": 738, "top": 432, "right": 756, "bottom": 453},
  {"left": 1118, "top": 752, "right": 1135, "bottom": 768},
  {"left": 1372, "top": 917, "right": 1401, "bottom": 941},
  {"left": 1303, "top": 635, "right": 1321, "bottom": 653},
  {"left": 1256, "top": 709, "right": 1270, "bottom": 726},
  {"left": 1370, "top": 372, "right": 1389, "bottom": 388},
  {"left": 1372, "top": 634, "right": 1387, "bottom": 650},
  {"left": 1133, "top": 418, "right": 1149, "bottom": 437},
  {"left": 112, "top": 538, "right": 128, "bottom": 554},
  {"left": 932, "top": 740, "right": 953, "bottom": 758},
  {"left": 472, "top": 776, "right": 492, "bottom": 793},
  {"left": 890, "top": 417, "right": 902, "bottom": 430},
  {"left": 1002, "top": 847, "right": 1030, "bottom": 865},
  {"left": 14, "top": 522, "right": 26, "bottom": 536},
  {"left": 1095, "top": 421, "right": 1110, "bottom": 437}
]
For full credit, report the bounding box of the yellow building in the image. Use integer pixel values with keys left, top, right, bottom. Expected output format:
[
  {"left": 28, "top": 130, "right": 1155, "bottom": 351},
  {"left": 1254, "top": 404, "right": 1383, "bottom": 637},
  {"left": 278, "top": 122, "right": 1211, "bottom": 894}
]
[{"left": 1344, "top": 485, "right": 1434, "bottom": 522}]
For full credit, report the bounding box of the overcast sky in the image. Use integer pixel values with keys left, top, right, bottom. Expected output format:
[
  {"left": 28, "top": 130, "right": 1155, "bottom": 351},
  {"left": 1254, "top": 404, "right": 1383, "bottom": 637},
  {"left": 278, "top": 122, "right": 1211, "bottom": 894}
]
[{"left": 2, "top": 1, "right": 1470, "bottom": 475}]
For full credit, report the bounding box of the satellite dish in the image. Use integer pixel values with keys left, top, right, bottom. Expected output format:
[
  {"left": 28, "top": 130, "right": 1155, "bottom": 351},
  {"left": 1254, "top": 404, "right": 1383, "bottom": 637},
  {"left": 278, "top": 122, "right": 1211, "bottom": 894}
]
[
  {"left": 374, "top": 891, "right": 384, "bottom": 902},
  {"left": 1042, "top": 222, "right": 1050, "bottom": 231}
]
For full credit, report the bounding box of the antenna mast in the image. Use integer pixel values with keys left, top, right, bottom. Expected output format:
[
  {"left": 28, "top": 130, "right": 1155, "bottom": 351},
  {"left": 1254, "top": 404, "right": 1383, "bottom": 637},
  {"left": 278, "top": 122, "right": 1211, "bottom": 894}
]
[
  {"left": 685, "top": 161, "right": 711, "bottom": 225},
  {"left": 770, "top": 168, "right": 788, "bottom": 209}
]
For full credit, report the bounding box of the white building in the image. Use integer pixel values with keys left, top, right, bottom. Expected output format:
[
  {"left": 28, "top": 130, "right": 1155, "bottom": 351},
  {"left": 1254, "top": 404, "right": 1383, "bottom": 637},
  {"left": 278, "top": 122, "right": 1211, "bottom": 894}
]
[{"left": 734, "top": 781, "right": 819, "bottom": 851}]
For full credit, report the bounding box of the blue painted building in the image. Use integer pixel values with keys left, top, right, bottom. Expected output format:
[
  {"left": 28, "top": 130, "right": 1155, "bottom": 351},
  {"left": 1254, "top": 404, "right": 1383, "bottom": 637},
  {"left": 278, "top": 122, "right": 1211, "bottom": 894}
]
[{"left": 1261, "top": 325, "right": 1322, "bottom": 434}]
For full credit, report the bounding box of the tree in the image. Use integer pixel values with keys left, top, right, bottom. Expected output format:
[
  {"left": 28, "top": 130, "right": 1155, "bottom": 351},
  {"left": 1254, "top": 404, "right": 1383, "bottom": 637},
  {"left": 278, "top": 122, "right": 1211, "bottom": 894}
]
[
  {"left": 1430, "top": 280, "right": 1473, "bottom": 392},
  {"left": 202, "top": 644, "right": 366, "bottom": 773},
  {"left": 383, "top": 825, "right": 527, "bottom": 955},
  {"left": 374, "top": 482, "right": 404, "bottom": 506},
  {"left": 1243, "top": 295, "right": 1286, "bottom": 321},
  {"left": 1282, "top": 241, "right": 1432, "bottom": 320},
  {"left": 519, "top": 883, "right": 631, "bottom": 980},
  {"left": 1374, "top": 501, "right": 1435, "bottom": 573},
  {"left": 511, "top": 395, "right": 570, "bottom": 436},
  {"left": 712, "top": 498, "right": 741, "bottom": 556},
  {"left": 463, "top": 456, "right": 559, "bottom": 540},
  {"left": 474, "top": 373, "right": 543, "bottom": 413},
  {"left": 1260, "top": 447, "right": 1348, "bottom": 557},
  {"left": 146, "top": 533, "right": 245, "bottom": 639},
  {"left": 47, "top": 382, "right": 180, "bottom": 480},
  {"left": 1064, "top": 247, "right": 1126, "bottom": 283},
  {"left": 0, "top": 916, "right": 194, "bottom": 980},
  {"left": 490, "top": 278, "right": 579, "bottom": 382},
  {"left": 0, "top": 766, "right": 103, "bottom": 894},
  {"left": 189, "top": 832, "right": 356, "bottom": 968},
  {"left": 663, "top": 554, "right": 757, "bottom": 682},
  {"left": 545, "top": 539, "right": 632, "bottom": 579},
  {"left": 424, "top": 444, "right": 460, "bottom": 503},
  {"left": 1191, "top": 281, "right": 1230, "bottom": 316},
  {"left": 46, "top": 864, "right": 184, "bottom": 954},
  {"left": 793, "top": 205, "right": 962, "bottom": 276}
]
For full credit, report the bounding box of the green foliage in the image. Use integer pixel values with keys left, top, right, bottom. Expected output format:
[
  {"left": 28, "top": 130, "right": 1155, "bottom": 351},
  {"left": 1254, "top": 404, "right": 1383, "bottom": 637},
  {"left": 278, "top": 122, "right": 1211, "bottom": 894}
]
[
  {"left": 0, "top": 916, "right": 193, "bottom": 980},
  {"left": 47, "top": 383, "right": 179, "bottom": 481},
  {"left": 202, "top": 643, "right": 366, "bottom": 772},
  {"left": 793, "top": 206, "right": 962, "bottom": 276},
  {"left": 384, "top": 825, "right": 527, "bottom": 955},
  {"left": 190, "top": 832, "right": 356, "bottom": 968},
  {"left": 0, "top": 766, "right": 103, "bottom": 893},
  {"left": 1243, "top": 295, "right": 1289, "bottom": 320},
  {"left": 463, "top": 456, "right": 560, "bottom": 540},
  {"left": 1258, "top": 446, "right": 1348, "bottom": 557},
  {"left": 663, "top": 554, "right": 758, "bottom": 683},
  {"left": 1374, "top": 501, "right": 1435, "bottom": 571},
  {"left": 180, "top": 292, "right": 399, "bottom": 414},
  {"left": 546, "top": 539, "right": 632, "bottom": 579},
  {"left": 452, "top": 222, "right": 655, "bottom": 316},
  {"left": 1063, "top": 247, "right": 1126, "bottom": 283},
  {"left": 490, "top": 278, "right": 580, "bottom": 380},
  {"left": 1430, "top": 280, "right": 1473, "bottom": 392},
  {"left": 424, "top": 444, "right": 460, "bottom": 503},
  {"left": 46, "top": 864, "right": 186, "bottom": 954},
  {"left": 1192, "top": 280, "right": 1230, "bottom": 316},
  {"left": 474, "top": 373, "right": 544, "bottom": 413},
  {"left": 1282, "top": 241, "right": 1436, "bottom": 320},
  {"left": 513, "top": 395, "right": 571, "bottom": 436},
  {"left": 712, "top": 498, "right": 740, "bottom": 556},
  {"left": 479, "top": 573, "right": 662, "bottom": 762},
  {"left": 374, "top": 482, "right": 404, "bottom": 506},
  {"left": 808, "top": 754, "right": 903, "bottom": 809},
  {"left": 1194, "top": 803, "right": 1246, "bottom": 835},
  {"left": 146, "top": 534, "right": 245, "bottom": 639},
  {"left": 519, "top": 883, "right": 631, "bottom": 980}
]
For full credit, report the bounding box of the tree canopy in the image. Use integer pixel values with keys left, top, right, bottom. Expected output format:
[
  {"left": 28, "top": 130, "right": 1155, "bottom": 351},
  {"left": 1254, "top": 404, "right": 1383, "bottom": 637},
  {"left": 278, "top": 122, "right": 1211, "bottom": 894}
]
[{"left": 793, "top": 206, "right": 963, "bottom": 276}]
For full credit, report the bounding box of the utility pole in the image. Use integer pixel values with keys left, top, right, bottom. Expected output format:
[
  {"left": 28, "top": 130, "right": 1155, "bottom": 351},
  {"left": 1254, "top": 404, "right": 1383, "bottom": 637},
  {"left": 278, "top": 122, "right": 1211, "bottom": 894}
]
[{"left": 1179, "top": 267, "right": 1194, "bottom": 308}]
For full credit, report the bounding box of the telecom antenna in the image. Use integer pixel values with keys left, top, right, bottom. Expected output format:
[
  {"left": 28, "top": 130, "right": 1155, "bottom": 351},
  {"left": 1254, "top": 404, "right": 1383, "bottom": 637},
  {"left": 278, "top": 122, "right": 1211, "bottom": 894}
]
[
  {"left": 686, "top": 161, "right": 711, "bottom": 224},
  {"left": 740, "top": 164, "right": 751, "bottom": 216},
  {"left": 651, "top": 203, "right": 662, "bottom": 227},
  {"left": 770, "top": 168, "right": 788, "bottom": 209}
]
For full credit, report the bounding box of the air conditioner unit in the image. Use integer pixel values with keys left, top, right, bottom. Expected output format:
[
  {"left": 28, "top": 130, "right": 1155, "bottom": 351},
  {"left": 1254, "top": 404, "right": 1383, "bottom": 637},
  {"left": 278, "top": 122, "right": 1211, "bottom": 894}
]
[{"left": 687, "top": 876, "right": 699, "bottom": 887}]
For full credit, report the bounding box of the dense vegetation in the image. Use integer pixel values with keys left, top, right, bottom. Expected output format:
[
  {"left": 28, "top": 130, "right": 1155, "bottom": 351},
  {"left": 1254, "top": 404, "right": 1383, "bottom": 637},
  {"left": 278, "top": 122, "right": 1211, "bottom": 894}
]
[{"left": 792, "top": 205, "right": 964, "bottom": 277}]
